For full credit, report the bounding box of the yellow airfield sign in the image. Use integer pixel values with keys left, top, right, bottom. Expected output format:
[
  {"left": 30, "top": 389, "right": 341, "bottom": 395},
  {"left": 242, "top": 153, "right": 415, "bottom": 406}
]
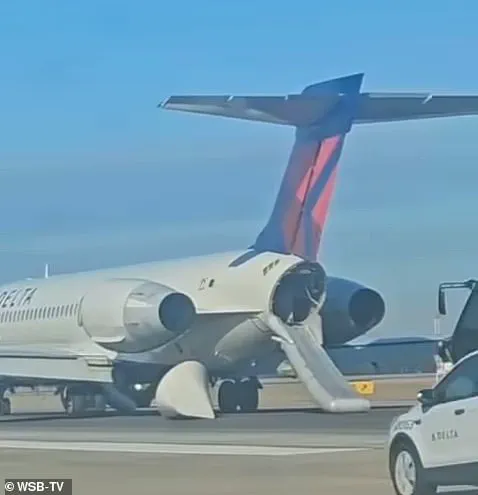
[{"left": 350, "top": 380, "right": 375, "bottom": 395}]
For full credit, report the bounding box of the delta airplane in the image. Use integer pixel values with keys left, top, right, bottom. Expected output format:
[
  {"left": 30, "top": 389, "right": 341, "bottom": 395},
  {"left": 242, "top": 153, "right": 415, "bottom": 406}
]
[{"left": 1, "top": 73, "right": 477, "bottom": 420}]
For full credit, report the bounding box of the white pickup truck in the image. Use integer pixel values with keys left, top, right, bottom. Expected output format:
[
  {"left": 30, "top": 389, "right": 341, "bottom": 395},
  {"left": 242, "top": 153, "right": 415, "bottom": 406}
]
[{"left": 388, "top": 349, "right": 478, "bottom": 495}]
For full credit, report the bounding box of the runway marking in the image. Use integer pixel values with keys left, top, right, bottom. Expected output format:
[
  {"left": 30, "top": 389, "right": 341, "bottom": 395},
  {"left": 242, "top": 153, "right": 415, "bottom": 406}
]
[{"left": 0, "top": 440, "right": 368, "bottom": 456}]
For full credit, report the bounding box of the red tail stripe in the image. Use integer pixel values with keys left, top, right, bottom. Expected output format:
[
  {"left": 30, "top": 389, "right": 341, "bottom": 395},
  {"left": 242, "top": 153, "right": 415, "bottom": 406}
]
[{"left": 295, "top": 135, "right": 341, "bottom": 203}]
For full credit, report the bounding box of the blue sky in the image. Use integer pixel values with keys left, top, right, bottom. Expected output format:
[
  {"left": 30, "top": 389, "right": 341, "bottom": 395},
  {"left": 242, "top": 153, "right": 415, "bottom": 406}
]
[{"left": 1, "top": 1, "right": 478, "bottom": 338}]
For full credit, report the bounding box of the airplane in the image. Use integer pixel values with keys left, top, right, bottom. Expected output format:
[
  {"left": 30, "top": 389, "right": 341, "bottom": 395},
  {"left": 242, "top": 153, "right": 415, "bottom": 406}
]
[{"left": 1, "top": 73, "right": 478, "bottom": 420}]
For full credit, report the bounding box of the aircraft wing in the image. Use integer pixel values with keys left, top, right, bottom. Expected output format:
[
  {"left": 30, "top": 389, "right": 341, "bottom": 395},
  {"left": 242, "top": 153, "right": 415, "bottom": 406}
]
[
  {"left": 265, "top": 313, "right": 371, "bottom": 413},
  {"left": 0, "top": 345, "right": 113, "bottom": 384},
  {"left": 159, "top": 92, "right": 478, "bottom": 127}
]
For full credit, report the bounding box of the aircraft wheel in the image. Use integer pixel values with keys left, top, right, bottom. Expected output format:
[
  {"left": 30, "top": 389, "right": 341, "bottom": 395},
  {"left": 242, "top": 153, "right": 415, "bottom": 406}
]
[
  {"left": 130, "top": 385, "right": 155, "bottom": 408},
  {"left": 60, "top": 387, "right": 69, "bottom": 410},
  {"left": 64, "top": 394, "right": 87, "bottom": 417},
  {"left": 238, "top": 380, "right": 259, "bottom": 413},
  {"left": 0, "top": 398, "right": 11, "bottom": 416},
  {"left": 218, "top": 381, "right": 238, "bottom": 413},
  {"left": 93, "top": 394, "right": 107, "bottom": 413}
]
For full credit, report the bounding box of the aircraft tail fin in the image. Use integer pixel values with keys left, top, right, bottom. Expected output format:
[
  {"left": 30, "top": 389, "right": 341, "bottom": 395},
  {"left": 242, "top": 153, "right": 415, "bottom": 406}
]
[{"left": 253, "top": 73, "right": 363, "bottom": 261}]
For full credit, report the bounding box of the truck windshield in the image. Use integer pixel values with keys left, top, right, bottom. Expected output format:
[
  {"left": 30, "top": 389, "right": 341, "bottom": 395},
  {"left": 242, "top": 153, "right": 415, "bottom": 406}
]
[{"left": 452, "top": 288, "right": 478, "bottom": 361}]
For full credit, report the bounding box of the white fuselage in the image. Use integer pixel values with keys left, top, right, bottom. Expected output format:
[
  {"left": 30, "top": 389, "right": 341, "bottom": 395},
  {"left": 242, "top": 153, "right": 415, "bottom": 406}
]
[{"left": 0, "top": 249, "right": 307, "bottom": 377}]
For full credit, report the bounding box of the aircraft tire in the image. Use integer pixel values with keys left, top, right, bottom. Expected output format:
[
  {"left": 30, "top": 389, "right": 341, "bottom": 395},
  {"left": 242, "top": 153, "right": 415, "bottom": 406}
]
[
  {"left": 64, "top": 394, "right": 87, "bottom": 417},
  {"left": 0, "top": 398, "right": 11, "bottom": 416},
  {"left": 218, "top": 381, "right": 238, "bottom": 413},
  {"left": 130, "top": 385, "right": 155, "bottom": 408},
  {"left": 238, "top": 380, "right": 259, "bottom": 413},
  {"left": 93, "top": 394, "right": 107, "bottom": 413}
]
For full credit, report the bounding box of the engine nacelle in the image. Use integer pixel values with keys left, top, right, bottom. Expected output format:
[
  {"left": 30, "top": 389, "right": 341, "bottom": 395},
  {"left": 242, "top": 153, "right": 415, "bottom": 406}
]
[
  {"left": 320, "top": 276, "right": 385, "bottom": 346},
  {"left": 270, "top": 261, "right": 326, "bottom": 325},
  {"left": 212, "top": 260, "right": 327, "bottom": 371},
  {"left": 78, "top": 278, "right": 196, "bottom": 353}
]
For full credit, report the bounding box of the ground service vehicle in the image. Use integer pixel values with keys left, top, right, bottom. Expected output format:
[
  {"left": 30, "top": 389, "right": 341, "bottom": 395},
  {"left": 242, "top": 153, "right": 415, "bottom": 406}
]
[
  {"left": 388, "top": 349, "right": 478, "bottom": 494},
  {"left": 437, "top": 279, "right": 478, "bottom": 363}
]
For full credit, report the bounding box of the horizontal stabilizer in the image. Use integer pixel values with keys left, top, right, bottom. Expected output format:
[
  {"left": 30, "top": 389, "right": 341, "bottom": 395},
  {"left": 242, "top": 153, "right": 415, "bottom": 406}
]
[
  {"left": 160, "top": 88, "right": 478, "bottom": 127},
  {"left": 265, "top": 314, "right": 371, "bottom": 413}
]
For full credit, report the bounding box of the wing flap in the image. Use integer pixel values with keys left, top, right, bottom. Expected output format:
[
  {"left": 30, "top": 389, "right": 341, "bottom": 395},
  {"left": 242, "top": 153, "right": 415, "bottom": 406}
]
[
  {"left": 0, "top": 345, "right": 113, "bottom": 384},
  {"left": 265, "top": 314, "right": 370, "bottom": 413}
]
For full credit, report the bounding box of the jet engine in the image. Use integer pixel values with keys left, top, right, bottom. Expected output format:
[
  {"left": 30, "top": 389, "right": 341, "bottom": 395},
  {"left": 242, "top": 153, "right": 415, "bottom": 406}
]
[
  {"left": 212, "top": 260, "right": 327, "bottom": 372},
  {"left": 78, "top": 278, "right": 196, "bottom": 353},
  {"left": 320, "top": 276, "right": 385, "bottom": 345},
  {"left": 270, "top": 261, "right": 327, "bottom": 325}
]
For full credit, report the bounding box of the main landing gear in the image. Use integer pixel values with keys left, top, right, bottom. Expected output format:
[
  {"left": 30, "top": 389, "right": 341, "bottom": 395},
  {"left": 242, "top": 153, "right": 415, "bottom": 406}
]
[
  {"left": 217, "top": 377, "right": 261, "bottom": 414},
  {"left": 59, "top": 385, "right": 107, "bottom": 417},
  {"left": 0, "top": 386, "right": 11, "bottom": 416},
  {"left": 58, "top": 381, "right": 155, "bottom": 418}
]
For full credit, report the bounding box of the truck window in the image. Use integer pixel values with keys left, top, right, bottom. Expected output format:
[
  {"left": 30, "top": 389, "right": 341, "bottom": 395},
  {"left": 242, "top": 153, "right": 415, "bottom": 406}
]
[
  {"left": 452, "top": 289, "right": 478, "bottom": 360},
  {"left": 435, "top": 354, "right": 478, "bottom": 404},
  {"left": 457, "top": 290, "right": 478, "bottom": 329}
]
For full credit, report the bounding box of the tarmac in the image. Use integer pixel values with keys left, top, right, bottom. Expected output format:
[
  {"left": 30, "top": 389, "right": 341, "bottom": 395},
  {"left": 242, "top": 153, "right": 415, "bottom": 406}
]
[{"left": 1, "top": 377, "right": 476, "bottom": 495}]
